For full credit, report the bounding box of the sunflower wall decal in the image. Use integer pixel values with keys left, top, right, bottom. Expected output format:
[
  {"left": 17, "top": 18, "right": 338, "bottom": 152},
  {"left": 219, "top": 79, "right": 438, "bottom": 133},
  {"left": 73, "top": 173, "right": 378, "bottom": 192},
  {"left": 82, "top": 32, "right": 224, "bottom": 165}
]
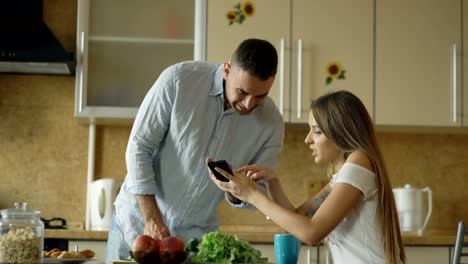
[
  {"left": 226, "top": 1, "right": 255, "bottom": 25},
  {"left": 325, "top": 62, "right": 346, "bottom": 85}
]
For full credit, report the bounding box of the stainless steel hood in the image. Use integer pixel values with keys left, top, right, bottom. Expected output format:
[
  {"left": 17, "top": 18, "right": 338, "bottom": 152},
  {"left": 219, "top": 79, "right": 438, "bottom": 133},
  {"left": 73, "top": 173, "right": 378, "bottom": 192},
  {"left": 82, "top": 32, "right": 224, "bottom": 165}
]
[{"left": 0, "top": 0, "right": 75, "bottom": 75}]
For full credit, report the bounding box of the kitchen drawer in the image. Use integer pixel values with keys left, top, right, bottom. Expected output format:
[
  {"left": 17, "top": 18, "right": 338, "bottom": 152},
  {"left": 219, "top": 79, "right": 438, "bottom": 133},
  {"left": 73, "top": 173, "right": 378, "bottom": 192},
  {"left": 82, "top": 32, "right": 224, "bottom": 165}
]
[{"left": 252, "top": 243, "right": 328, "bottom": 264}]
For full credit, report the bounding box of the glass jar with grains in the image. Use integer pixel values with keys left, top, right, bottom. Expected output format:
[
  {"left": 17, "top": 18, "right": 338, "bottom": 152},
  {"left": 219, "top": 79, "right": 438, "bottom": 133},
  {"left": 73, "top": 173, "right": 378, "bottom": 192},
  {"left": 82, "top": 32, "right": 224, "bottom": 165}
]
[{"left": 0, "top": 202, "right": 44, "bottom": 264}]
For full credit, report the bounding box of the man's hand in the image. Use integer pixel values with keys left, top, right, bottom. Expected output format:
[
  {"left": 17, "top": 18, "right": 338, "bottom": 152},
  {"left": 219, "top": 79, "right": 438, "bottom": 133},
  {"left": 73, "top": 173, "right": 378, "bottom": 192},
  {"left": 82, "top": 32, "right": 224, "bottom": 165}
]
[
  {"left": 136, "top": 195, "right": 171, "bottom": 240},
  {"left": 206, "top": 157, "right": 242, "bottom": 204},
  {"left": 143, "top": 218, "right": 171, "bottom": 240}
]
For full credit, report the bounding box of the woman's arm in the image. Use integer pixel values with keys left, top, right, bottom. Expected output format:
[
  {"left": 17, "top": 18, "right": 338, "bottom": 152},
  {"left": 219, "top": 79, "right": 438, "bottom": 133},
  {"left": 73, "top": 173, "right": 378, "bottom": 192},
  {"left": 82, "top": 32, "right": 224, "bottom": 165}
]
[
  {"left": 252, "top": 181, "right": 362, "bottom": 245},
  {"left": 265, "top": 178, "right": 295, "bottom": 211},
  {"left": 237, "top": 165, "right": 295, "bottom": 211},
  {"left": 296, "top": 184, "right": 331, "bottom": 217},
  {"left": 213, "top": 165, "right": 363, "bottom": 246}
]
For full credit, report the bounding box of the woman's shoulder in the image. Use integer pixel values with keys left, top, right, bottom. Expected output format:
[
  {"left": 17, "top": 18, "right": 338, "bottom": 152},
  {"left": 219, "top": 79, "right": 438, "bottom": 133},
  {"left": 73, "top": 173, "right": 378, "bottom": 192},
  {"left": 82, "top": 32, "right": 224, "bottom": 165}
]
[
  {"left": 345, "top": 151, "right": 374, "bottom": 173},
  {"left": 335, "top": 151, "right": 378, "bottom": 199}
]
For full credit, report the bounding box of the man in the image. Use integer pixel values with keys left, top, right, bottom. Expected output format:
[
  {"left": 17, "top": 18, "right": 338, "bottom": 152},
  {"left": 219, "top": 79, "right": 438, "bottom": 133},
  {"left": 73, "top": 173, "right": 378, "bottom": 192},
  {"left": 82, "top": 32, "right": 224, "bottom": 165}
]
[{"left": 105, "top": 38, "right": 284, "bottom": 261}]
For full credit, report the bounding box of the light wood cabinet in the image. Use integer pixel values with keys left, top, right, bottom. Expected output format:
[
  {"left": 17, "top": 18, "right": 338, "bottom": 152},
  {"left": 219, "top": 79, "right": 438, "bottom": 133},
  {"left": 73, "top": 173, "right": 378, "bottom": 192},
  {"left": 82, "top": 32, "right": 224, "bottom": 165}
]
[
  {"left": 375, "top": 0, "right": 462, "bottom": 126},
  {"left": 254, "top": 244, "right": 451, "bottom": 263},
  {"left": 464, "top": 0, "right": 468, "bottom": 127},
  {"left": 290, "top": 0, "right": 374, "bottom": 123},
  {"left": 405, "top": 246, "right": 450, "bottom": 264},
  {"left": 207, "top": 0, "right": 291, "bottom": 118},
  {"left": 206, "top": 0, "right": 374, "bottom": 123},
  {"left": 75, "top": 0, "right": 195, "bottom": 119},
  {"left": 252, "top": 243, "right": 327, "bottom": 264}
]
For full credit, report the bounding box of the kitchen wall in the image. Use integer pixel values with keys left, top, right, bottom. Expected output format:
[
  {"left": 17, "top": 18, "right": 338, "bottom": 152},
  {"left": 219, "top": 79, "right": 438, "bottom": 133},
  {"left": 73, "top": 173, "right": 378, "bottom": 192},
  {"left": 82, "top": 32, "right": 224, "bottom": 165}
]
[{"left": 1, "top": 0, "right": 467, "bottom": 232}]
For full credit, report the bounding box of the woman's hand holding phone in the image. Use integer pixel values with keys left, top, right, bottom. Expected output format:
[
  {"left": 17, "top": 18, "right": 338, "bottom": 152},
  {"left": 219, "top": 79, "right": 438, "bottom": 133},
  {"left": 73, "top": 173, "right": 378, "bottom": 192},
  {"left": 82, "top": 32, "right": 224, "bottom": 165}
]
[
  {"left": 207, "top": 160, "right": 234, "bottom": 182},
  {"left": 205, "top": 158, "right": 262, "bottom": 203}
]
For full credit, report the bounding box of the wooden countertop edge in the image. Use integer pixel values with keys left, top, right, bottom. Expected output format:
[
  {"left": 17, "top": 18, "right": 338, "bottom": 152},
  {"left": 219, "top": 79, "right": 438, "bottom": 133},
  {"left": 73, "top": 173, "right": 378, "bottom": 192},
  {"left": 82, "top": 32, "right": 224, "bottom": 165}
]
[
  {"left": 45, "top": 229, "right": 109, "bottom": 241},
  {"left": 45, "top": 227, "right": 457, "bottom": 246}
]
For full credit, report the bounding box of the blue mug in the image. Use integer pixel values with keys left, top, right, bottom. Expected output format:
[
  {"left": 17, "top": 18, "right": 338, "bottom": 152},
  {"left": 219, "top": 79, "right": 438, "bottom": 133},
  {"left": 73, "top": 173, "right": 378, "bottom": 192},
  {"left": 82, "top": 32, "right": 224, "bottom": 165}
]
[{"left": 274, "top": 233, "right": 301, "bottom": 264}]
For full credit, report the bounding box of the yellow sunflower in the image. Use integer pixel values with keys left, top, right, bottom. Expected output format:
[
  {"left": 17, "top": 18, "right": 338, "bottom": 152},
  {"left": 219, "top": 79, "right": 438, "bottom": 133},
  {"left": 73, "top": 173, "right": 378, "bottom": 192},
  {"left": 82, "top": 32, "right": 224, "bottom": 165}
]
[
  {"left": 226, "top": 10, "right": 237, "bottom": 23},
  {"left": 326, "top": 62, "right": 343, "bottom": 78},
  {"left": 242, "top": 1, "right": 255, "bottom": 17},
  {"left": 325, "top": 62, "right": 346, "bottom": 85}
]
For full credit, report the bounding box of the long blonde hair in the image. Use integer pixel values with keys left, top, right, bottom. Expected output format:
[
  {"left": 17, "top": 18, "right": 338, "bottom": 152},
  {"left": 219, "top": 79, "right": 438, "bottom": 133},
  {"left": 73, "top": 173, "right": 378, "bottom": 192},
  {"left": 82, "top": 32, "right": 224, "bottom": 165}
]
[{"left": 311, "top": 90, "right": 406, "bottom": 264}]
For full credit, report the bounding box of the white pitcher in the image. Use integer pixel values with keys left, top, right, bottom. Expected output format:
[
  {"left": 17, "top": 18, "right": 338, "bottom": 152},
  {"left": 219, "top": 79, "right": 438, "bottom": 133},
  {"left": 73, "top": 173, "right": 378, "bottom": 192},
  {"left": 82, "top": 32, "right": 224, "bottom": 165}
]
[{"left": 392, "top": 184, "right": 432, "bottom": 236}]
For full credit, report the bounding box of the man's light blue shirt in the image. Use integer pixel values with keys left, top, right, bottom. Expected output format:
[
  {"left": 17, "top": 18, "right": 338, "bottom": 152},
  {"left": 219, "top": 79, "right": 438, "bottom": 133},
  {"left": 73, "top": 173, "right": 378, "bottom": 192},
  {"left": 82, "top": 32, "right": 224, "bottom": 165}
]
[{"left": 114, "top": 61, "right": 284, "bottom": 245}]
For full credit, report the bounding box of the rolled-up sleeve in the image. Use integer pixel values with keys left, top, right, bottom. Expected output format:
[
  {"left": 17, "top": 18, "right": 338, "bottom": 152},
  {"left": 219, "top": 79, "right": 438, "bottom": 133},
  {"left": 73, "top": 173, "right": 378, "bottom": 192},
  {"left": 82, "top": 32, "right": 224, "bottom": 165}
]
[{"left": 125, "top": 65, "right": 176, "bottom": 195}]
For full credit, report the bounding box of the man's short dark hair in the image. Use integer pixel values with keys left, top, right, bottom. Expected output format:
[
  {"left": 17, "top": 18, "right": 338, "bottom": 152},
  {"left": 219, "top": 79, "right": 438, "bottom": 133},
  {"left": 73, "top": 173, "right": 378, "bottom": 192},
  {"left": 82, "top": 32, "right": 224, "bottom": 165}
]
[{"left": 231, "top": 38, "right": 278, "bottom": 81}]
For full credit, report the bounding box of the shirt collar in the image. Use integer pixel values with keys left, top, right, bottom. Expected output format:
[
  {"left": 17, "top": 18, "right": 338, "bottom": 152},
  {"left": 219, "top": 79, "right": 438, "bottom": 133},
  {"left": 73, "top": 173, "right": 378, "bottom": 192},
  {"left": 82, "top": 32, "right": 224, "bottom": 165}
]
[{"left": 210, "top": 64, "right": 225, "bottom": 96}]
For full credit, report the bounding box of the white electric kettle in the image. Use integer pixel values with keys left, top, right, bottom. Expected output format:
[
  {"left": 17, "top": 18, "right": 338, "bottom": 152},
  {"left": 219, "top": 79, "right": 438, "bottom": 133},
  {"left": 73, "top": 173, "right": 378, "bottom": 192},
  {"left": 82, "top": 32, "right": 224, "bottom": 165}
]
[
  {"left": 89, "top": 178, "right": 121, "bottom": 231},
  {"left": 393, "top": 184, "right": 432, "bottom": 236}
]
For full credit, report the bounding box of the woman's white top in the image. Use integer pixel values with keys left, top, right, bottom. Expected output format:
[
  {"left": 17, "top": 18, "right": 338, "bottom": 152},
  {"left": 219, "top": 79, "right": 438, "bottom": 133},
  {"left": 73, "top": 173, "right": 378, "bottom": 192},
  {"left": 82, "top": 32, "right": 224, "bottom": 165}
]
[{"left": 327, "top": 162, "right": 386, "bottom": 264}]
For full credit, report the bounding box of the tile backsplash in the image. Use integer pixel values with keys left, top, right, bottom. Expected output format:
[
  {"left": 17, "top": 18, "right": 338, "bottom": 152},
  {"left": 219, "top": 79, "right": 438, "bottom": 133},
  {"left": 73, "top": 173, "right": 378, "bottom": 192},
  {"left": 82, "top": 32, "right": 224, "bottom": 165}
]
[
  {"left": 2, "top": 72, "right": 468, "bottom": 231},
  {"left": 1, "top": 0, "right": 467, "bottom": 233}
]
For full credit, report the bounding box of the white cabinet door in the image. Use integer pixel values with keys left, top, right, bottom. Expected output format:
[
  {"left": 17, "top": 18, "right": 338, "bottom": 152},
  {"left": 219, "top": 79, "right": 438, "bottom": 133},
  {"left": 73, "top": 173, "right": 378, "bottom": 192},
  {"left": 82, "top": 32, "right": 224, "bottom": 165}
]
[
  {"left": 405, "top": 246, "right": 450, "bottom": 264},
  {"left": 252, "top": 244, "right": 324, "bottom": 264},
  {"left": 375, "top": 0, "right": 462, "bottom": 126},
  {"left": 206, "top": 0, "right": 291, "bottom": 118},
  {"left": 291, "top": 0, "right": 374, "bottom": 123},
  {"left": 75, "top": 0, "right": 195, "bottom": 119},
  {"left": 207, "top": 0, "right": 374, "bottom": 124},
  {"left": 464, "top": 0, "right": 468, "bottom": 127}
]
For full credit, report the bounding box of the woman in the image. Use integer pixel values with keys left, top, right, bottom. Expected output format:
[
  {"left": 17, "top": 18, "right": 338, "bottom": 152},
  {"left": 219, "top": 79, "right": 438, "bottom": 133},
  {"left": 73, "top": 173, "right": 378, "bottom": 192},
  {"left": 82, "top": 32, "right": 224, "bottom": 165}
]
[{"left": 209, "top": 90, "right": 406, "bottom": 263}]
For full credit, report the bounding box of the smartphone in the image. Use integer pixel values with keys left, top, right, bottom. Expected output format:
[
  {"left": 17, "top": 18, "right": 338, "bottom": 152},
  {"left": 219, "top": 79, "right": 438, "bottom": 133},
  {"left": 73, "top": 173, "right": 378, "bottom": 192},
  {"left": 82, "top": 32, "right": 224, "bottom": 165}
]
[{"left": 207, "top": 160, "right": 234, "bottom": 182}]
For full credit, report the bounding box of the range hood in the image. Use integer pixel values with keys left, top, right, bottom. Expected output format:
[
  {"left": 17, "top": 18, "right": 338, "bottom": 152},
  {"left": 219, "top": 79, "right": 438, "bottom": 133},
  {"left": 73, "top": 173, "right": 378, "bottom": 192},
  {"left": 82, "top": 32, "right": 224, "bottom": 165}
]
[{"left": 0, "top": 0, "right": 75, "bottom": 75}]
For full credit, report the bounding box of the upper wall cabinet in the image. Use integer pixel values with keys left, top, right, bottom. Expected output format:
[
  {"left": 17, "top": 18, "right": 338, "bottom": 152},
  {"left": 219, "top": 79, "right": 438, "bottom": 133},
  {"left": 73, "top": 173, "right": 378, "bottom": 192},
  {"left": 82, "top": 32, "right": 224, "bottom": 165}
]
[
  {"left": 375, "top": 0, "right": 462, "bottom": 126},
  {"left": 290, "top": 0, "right": 374, "bottom": 123},
  {"left": 75, "top": 0, "right": 195, "bottom": 118},
  {"left": 207, "top": 0, "right": 374, "bottom": 123},
  {"left": 207, "top": 0, "right": 291, "bottom": 119}
]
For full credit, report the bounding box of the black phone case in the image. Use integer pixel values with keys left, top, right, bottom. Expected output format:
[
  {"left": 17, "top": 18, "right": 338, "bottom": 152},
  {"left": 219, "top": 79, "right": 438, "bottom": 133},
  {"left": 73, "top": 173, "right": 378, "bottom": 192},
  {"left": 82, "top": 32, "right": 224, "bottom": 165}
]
[{"left": 207, "top": 160, "right": 233, "bottom": 182}]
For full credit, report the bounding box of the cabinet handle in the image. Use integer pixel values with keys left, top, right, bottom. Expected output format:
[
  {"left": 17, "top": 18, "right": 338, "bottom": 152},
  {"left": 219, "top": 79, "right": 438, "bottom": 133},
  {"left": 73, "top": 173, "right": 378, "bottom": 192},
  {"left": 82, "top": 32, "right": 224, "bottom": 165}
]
[
  {"left": 78, "top": 31, "right": 85, "bottom": 113},
  {"left": 279, "top": 38, "right": 285, "bottom": 116},
  {"left": 452, "top": 43, "right": 457, "bottom": 123},
  {"left": 194, "top": 0, "right": 207, "bottom": 61},
  {"left": 297, "top": 39, "right": 303, "bottom": 119}
]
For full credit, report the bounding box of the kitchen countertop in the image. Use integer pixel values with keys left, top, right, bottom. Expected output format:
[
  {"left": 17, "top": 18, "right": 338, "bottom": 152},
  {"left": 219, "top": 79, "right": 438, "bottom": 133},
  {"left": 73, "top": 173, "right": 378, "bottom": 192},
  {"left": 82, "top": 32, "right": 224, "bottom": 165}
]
[
  {"left": 45, "top": 229, "right": 108, "bottom": 241},
  {"left": 45, "top": 226, "right": 458, "bottom": 246}
]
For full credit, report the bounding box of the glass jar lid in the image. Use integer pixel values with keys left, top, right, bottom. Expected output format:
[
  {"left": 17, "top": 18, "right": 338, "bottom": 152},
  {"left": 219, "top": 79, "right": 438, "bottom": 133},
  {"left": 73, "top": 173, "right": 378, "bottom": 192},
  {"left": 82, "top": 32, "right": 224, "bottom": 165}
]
[{"left": 0, "top": 202, "right": 41, "bottom": 218}]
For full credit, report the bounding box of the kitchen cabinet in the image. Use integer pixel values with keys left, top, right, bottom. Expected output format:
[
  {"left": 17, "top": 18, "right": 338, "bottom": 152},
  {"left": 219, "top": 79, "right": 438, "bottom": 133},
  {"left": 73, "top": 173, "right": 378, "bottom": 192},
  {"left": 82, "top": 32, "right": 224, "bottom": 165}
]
[
  {"left": 464, "top": 0, "right": 468, "bottom": 127},
  {"left": 68, "top": 240, "right": 107, "bottom": 260},
  {"left": 375, "top": 0, "right": 462, "bottom": 126},
  {"left": 206, "top": 0, "right": 290, "bottom": 118},
  {"left": 252, "top": 243, "right": 328, "bottom": 264},
  {"left": 405, "top": 246, "right": 450, "bottom": 264},
  {"left": 207, "top": 0, "right": 374, "bottom": 123},
  {"left": 75, "top": 0, "right": 195, "bottom": 119},
  {"left": 290, "top": 0, "right": 374, "bottom": 123},
  {"left": 253, "top": 244, "right": 451, "bottom": 263}
]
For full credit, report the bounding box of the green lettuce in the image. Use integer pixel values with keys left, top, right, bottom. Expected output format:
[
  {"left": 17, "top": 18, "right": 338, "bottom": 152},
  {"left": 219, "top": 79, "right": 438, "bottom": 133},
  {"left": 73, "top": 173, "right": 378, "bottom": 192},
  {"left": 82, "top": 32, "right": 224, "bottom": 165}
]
[{"left": 190, "top": 231, "right": 268, "bottom": 264}]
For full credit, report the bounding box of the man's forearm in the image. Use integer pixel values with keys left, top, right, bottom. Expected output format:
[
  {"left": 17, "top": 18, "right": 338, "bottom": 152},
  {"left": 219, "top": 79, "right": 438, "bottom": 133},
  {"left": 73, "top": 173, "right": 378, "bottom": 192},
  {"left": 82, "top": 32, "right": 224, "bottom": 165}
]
[
  {"left": 135, "top": 195, "right": 164, "bottom": 224},
  {"left": 136, "top": 194, "right": 171, "bottom": 239}
]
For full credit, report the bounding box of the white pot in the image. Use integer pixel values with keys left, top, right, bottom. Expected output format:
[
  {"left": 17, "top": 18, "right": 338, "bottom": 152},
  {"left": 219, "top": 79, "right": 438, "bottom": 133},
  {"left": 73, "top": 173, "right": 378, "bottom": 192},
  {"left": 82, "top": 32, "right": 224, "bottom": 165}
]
[
  {"left": 393, "top": 184, "right": 432, "bottom": 236},
  {"left": 89, "top": 178, "right": 121, "bottom": 231}
]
